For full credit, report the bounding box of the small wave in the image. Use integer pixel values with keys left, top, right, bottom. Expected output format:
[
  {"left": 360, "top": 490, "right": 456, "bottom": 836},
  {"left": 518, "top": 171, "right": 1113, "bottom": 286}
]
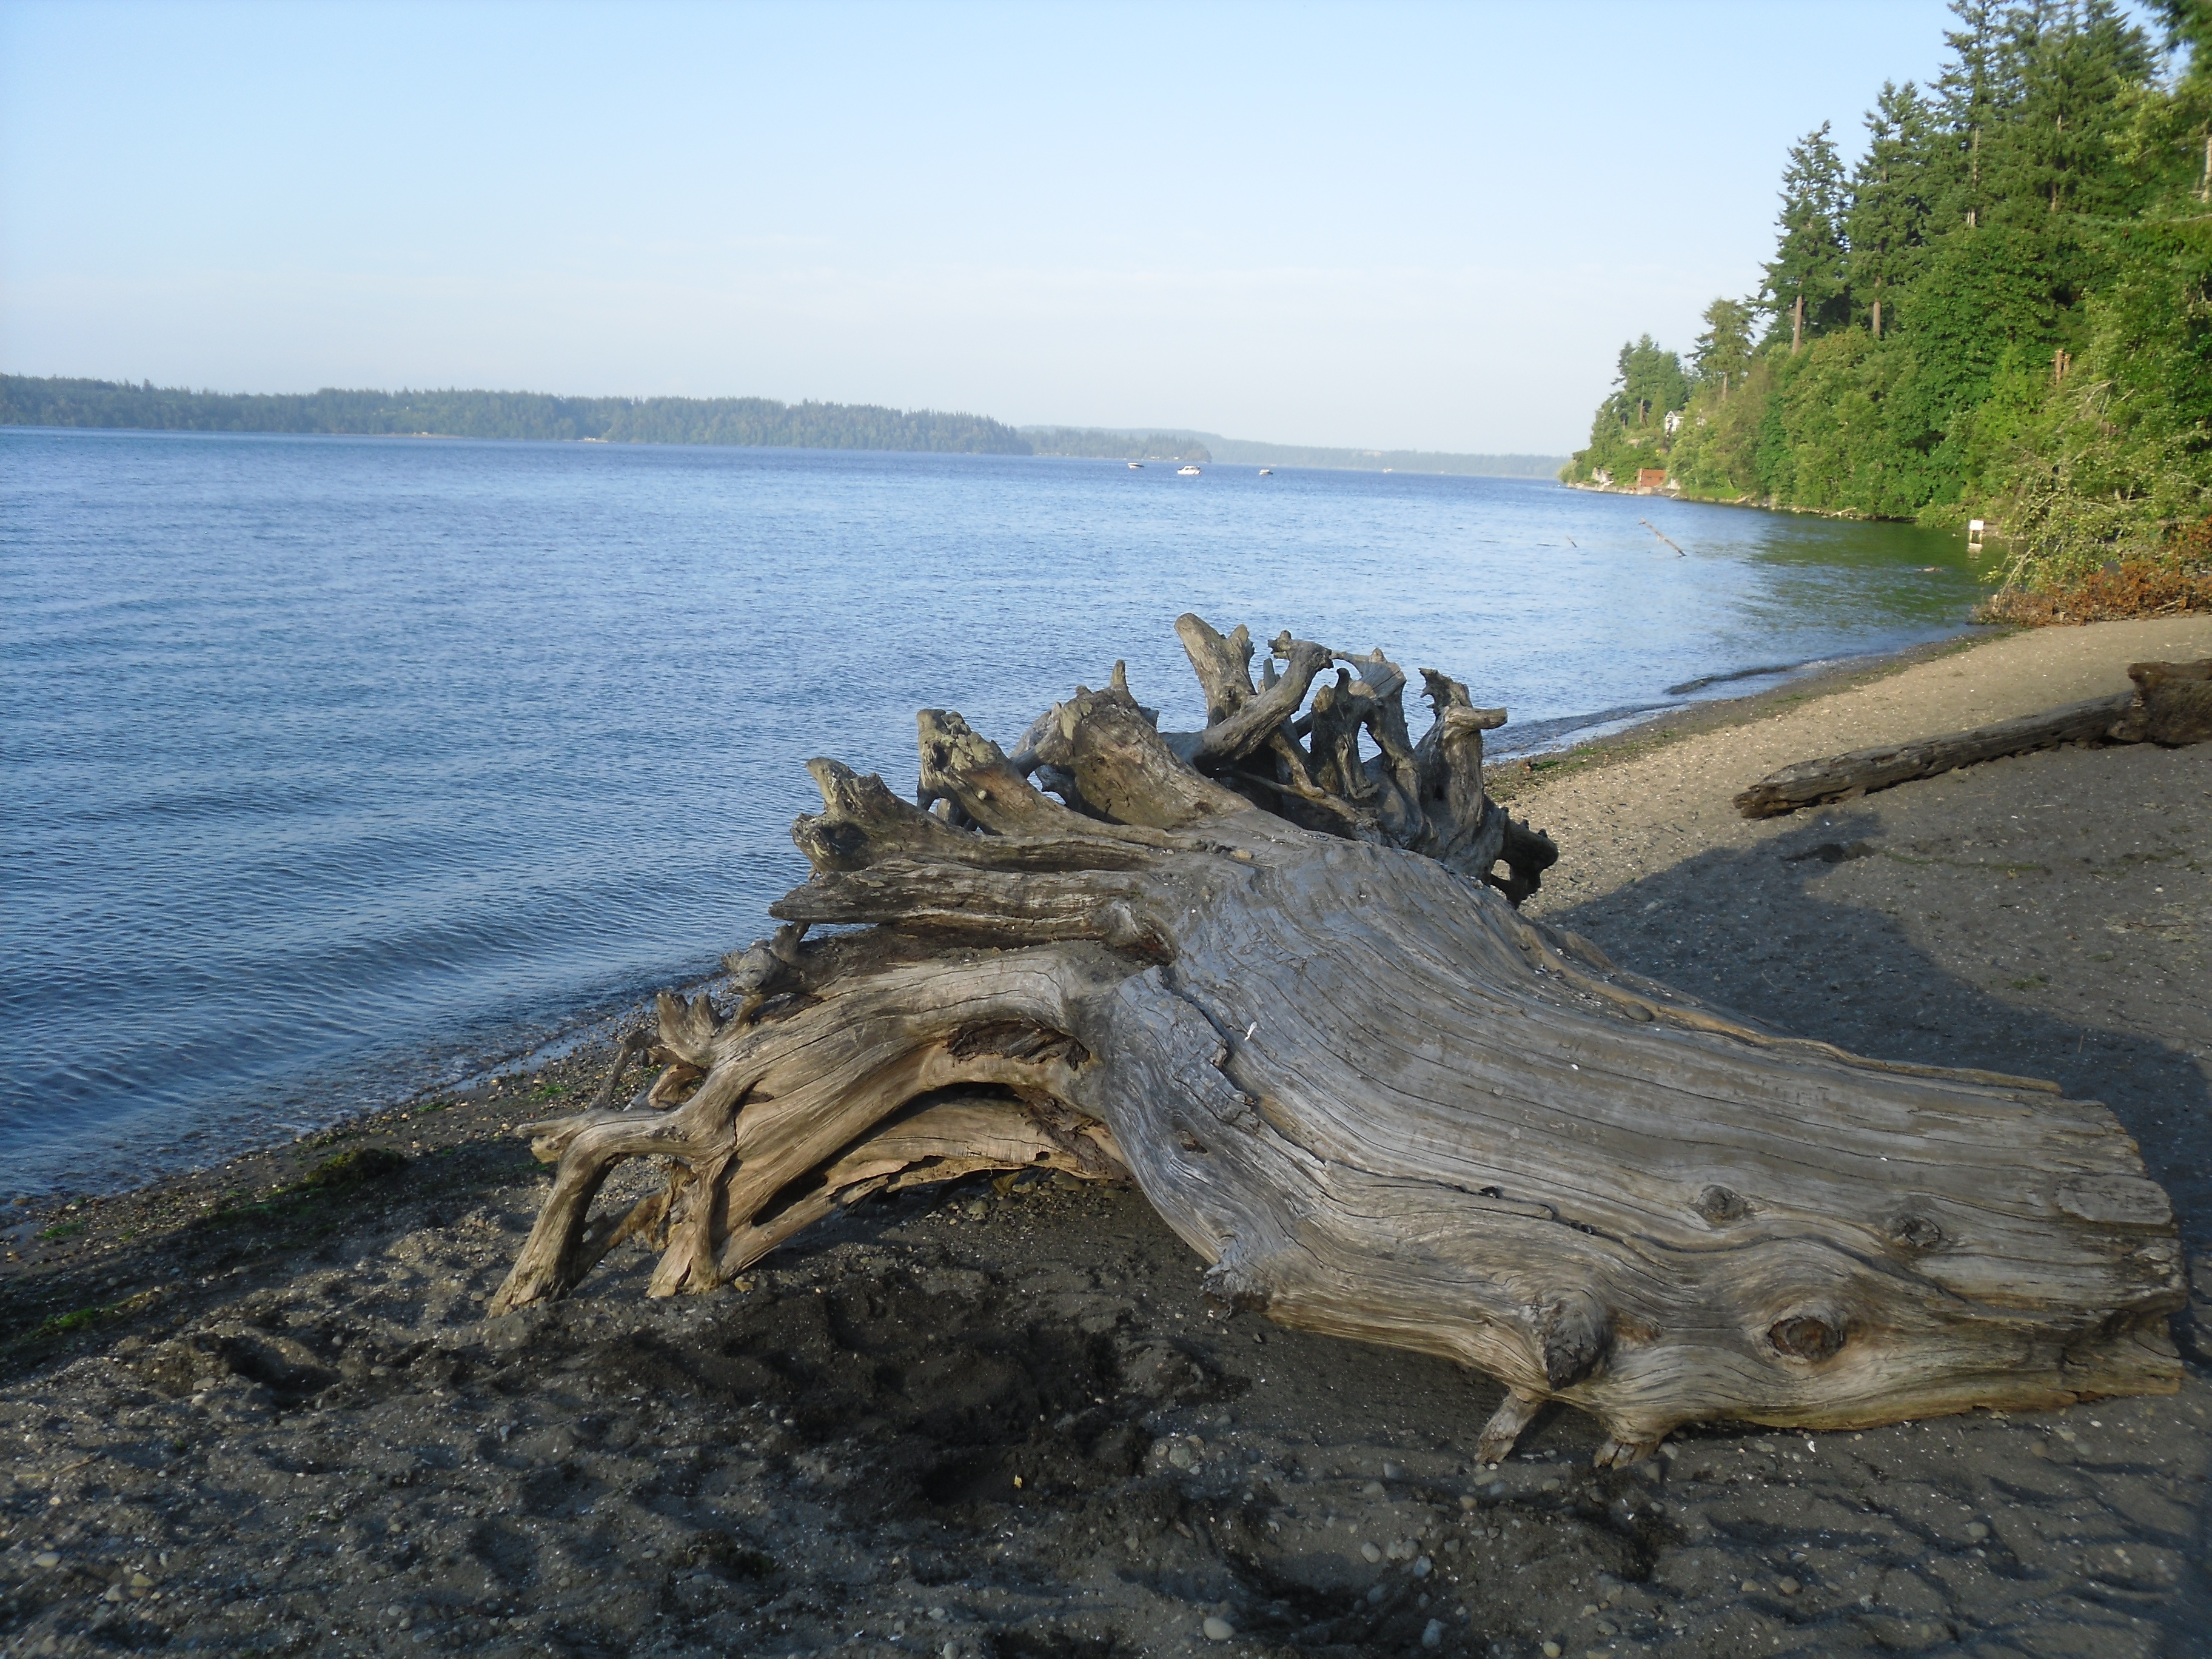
[
  {"left": 1486, "top": 702, "right": 1675, "bottom": 759},
  {"left": 1664, "top": 661, "right": 1811, "bottom": 695}
]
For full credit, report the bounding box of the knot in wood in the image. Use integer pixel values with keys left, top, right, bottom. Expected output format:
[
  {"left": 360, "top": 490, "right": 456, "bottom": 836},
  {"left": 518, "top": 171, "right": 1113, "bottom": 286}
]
[
  {"left": 1694, "top": 1185, "right": 1752, "bottom": 1224},
  {"left": 1768, "top": 1312, "right": 1847, "bottom": 1363},
  {"left": 1886, "top": 1212, "right": 1943, "bottom": 1250},
  {"left": 1533, "top": 1291, "right": 1612, "bottom": 1389}
]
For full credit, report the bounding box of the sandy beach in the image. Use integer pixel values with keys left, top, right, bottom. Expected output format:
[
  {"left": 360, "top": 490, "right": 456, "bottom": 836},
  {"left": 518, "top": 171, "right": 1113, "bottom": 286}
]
[{"left": 3, "top": 617, "right": 2208, "bottom": 1659}]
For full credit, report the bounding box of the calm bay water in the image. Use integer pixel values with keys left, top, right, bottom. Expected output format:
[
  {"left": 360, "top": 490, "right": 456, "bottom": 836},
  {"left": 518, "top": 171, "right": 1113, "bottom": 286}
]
[{"left": 2, "top": 427, "right": 1985, "bottom": 1196}]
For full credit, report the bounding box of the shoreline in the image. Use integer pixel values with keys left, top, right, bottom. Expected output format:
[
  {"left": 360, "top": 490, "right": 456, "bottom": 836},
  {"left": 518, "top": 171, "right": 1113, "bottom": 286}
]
[
  {"left": 4, "top": 617, "right": 2208, "bottom": 1658},
  {"left": 1558, "top": 474, "right": 1942, "bottom": 525}
]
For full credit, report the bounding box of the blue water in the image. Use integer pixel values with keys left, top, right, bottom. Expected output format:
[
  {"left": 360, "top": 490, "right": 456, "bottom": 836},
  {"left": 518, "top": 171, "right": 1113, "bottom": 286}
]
[{"left": 2, "top": 427, "right": 1987, "bottom": 1196}]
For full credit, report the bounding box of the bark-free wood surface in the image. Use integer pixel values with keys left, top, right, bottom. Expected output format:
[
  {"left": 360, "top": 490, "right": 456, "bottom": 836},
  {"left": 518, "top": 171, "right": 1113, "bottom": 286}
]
[{"left": 494, "top": 617, "right": 2184, "bottom": 1461}]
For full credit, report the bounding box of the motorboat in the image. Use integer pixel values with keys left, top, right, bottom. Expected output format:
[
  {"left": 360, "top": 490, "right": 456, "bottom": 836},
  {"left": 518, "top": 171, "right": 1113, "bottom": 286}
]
[
  {"left": 1258, "top": 468, "right": 1273, "bottom": 476},
  {"left": 1128, "top": 461, "right": 1142, "bottom": 469},
  {"left": 1177, "top": 464, "right": 1202, "bottom": 476}
]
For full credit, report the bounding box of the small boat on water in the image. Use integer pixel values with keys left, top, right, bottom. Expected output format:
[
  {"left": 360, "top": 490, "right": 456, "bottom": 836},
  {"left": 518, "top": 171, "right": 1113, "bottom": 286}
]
[
  {"left": 1177, "top": 464, "right": 1202, "bottom": 476},
  {"left": 1258, "top": 468, "right": 1273, "bottom": 476},
  {"left": 1128, "top": 461, "right": 1142, "bottom": 469}
]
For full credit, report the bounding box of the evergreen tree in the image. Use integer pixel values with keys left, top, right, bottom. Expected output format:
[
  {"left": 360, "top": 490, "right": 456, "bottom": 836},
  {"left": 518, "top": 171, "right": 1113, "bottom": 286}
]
[
  {"left": 2153, "top": 0, "right": 2212, "bottom": 204},
  {"left": 1692, "top": 298, "right": 1756, "bottom": 395},
  {"left": 1604, "top": 336, "right": 1690, "bottom": 428},
  {"left": 1987, "top": 0, "right": 2156, "bottom": 221},
  {"left": 1933, "top": 0, "right": 2017, "bottom": 230},
  {"left": 1759, "top": 123, "right": 1851, "bottom": 353},
  {"left": 1849, "top": 81, "right": 1939, "bottom": 337}
]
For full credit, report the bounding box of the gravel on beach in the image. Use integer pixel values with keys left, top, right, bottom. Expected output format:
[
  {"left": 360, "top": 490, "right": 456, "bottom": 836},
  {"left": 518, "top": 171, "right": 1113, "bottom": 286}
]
[{"left": 2, "top": 617, "right": 2208, "bottom": 1659}]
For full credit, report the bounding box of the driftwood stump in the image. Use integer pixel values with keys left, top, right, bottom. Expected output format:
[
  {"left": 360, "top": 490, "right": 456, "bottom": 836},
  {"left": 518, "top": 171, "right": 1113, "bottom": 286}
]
[{"left": 494, "top": 616, "right": 2183, "bottom": 1463}]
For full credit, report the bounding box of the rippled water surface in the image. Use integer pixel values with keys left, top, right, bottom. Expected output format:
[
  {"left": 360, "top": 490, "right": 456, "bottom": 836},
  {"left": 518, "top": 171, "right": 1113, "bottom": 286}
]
[{"left": 3, "top": 428, "right": 1986, "bottom": 1194}]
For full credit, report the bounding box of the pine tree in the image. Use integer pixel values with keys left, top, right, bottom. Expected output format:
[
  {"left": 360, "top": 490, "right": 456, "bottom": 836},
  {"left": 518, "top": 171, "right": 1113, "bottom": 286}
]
[
  {"left": 1848, "top": 81, "right": 1938, "bottom": 338},
  {"left": 1759, "top": 123, "right": 1851, "bottom": 353},
  {"left": 1692, "top": 298, "right": 1755, "bottom": 395}
]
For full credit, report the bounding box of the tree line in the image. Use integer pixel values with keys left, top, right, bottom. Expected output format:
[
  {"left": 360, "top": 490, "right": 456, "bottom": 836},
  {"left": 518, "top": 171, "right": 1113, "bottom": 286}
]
[
  {"left": 1564, "top": 0, "right": 2211, "bottom": 609},
  {"left": 0, "top": 378, "right": 1034, "bottom": 454}
]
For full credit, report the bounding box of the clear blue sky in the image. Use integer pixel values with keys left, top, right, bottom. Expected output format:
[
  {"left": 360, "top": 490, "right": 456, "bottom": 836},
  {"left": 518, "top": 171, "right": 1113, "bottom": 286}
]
[{"left": 0, "top": 1, "right": 2046, "bottom": 452}]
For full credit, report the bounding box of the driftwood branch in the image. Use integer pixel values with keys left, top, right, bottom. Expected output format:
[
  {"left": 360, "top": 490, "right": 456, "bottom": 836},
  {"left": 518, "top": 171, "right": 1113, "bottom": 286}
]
[
  {"left": 1735, "top": 658, "right": 2211, "bottom": 819},
  {"left": 492, "top": 616, "right": 2184, "bottom": 1463}
]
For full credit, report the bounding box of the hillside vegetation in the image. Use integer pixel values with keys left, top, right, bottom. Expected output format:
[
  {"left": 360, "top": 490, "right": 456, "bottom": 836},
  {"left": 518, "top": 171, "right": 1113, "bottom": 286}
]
[{"left": 1565, "top": 0, "right": 2212, "bottom": 616}]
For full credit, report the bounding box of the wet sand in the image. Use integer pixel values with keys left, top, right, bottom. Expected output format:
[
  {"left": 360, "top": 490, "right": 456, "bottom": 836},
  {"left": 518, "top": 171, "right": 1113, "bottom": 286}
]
[{"left": 2, "top": 618, "right": 2208, "bottom": 1659}]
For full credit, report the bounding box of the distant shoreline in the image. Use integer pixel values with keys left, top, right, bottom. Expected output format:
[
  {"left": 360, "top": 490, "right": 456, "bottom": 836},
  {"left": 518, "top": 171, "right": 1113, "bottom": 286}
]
[{"left": 1, "top": 374, "right": 1568, "bottom": 479}]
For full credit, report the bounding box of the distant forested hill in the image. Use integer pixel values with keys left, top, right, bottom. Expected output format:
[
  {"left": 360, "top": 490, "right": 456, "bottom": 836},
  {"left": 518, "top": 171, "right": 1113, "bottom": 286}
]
[
  {"left": 0, "top": 378, "right": 1033, "bottom": 454},
  {"left": 1564, "top": 0, "right": 2211, "bottom": 617}
]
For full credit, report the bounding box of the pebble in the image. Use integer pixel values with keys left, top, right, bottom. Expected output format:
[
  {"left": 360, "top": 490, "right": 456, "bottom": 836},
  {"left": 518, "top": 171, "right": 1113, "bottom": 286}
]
[
  {"left": 1381, "top": 1460, "right": 1401, "bottom": 1478},
  {"left": 1741, "top": 1580, "right": 1759, "bottom": 1594},
  {"left": 1542, "top": 1643, "right": 1563, "bottom": 1658},
  {"left": 1202, "top": 1615, "right": 1235, "bottom": 1641},
  {"left": 1778, "top": 1576, "right": 1801, "bottom": 1595},
  {"left": 32, "top": 1552, "right": 59, "bottom": 1569},
  {"left": 1361, "top": 1541, "right": 1383, "bottom": 1563},
  {"left": 1966, "top": 1522, "right": 1989, "bottom": 1541},
  {"left": 1421, "top": 1617, "right": 1444, "bottom": 1649}
]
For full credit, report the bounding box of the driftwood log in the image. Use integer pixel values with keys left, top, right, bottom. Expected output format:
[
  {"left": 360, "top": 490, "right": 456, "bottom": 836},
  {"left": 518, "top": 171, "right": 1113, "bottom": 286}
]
[
  {"left": 1736, "top": 657, "right": 2212, "bottom": 819},
  {"left": 494, "top": 617, "right": 2184, "bottom": 1463}
]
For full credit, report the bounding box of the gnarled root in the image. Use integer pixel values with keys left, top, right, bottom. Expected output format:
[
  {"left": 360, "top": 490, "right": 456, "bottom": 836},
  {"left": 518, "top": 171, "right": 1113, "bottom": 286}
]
[{"left": 493, "top": 612, "right": 2184, "bottom": 1462}]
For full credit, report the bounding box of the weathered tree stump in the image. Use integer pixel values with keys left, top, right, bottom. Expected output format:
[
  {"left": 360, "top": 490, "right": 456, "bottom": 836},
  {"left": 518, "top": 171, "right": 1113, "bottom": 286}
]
[{"left": 494, "top": 616, "right": 2183, "bottom": 1462}]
